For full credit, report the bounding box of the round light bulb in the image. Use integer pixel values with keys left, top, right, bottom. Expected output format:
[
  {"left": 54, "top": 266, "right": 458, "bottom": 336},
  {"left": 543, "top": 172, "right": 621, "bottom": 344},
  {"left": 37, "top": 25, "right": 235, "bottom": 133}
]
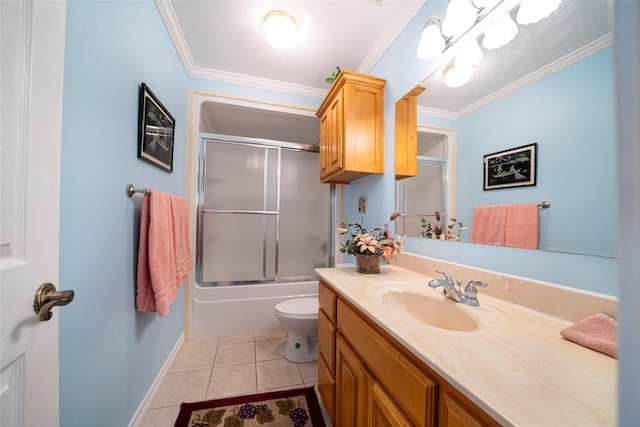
[
  {"left": 263, "top": 10, "right": 299, "bottom": 50},
  {"left": 417, "top": 22, "right": 446, "bottom": 60},
  {"left": 454, "top": 39, "right": 483, "bottom": 68},
  {"left": 517, "top": 0, "right": 562, "bottom": 25},
  {"left": 482, "top": 13, "right": 518, "bottom": 50},
  {"left": 442, "top": 0, "right": 478, "bottom": 37},
  {"left": 443, "top": 64, "right": 474, "bottom": 88}
]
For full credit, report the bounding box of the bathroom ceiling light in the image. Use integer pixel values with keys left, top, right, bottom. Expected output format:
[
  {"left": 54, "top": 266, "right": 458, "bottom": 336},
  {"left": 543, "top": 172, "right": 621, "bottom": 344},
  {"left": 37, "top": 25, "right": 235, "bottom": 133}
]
[
  {"left": 262, "top": 10, "right": 299, "bottom": 50},
  {"left": 454, "top": 39, "right": 484, "bottom": 68},
  {"left": 416, "top": 16, "right": 446, "bottom": 60},
  {"left": 443, "top": 63, "right": 474, "bottom": 88},
  {"left": 517, "top": 0, "right": 562, "bottom": 25},
  {"left": 482, "top": 12, "right": 518, "bottom": 50},
  {"left": 442, "top": 0, "right": 478, "bottom": 37}
]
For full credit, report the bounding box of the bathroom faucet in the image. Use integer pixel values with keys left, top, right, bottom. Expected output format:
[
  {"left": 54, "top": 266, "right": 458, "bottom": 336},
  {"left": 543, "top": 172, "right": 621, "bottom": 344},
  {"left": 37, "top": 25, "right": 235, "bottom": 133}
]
[{"left": 428, "top": 270, "right": 488, "bottom": 307}]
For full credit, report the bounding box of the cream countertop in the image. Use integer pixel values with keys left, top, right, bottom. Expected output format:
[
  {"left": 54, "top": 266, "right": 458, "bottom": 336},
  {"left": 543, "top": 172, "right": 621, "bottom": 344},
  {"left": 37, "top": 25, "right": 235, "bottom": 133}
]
[{"left": 316, "top": 264, "right": 617, "bottom": 427}]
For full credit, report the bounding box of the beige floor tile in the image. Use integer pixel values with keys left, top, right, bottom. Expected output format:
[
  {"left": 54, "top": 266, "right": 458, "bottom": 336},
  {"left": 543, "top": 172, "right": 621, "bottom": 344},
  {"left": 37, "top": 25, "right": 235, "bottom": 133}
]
[
  {"left": 151, "top": 369, "right": 210, "bottom": 408},
  {"left": 182, "top": 336, "right": 220, "bottom": 349},
  {"left": 256, "top": 358, "right": 304, "bottom": 391},
  {"left": 206, "top": 363, "right": 257, "bottom": 399},
  {"left": 170, "top": 346, "right": 216, "bottom": 373},
  {"left": 254, "top": 329, "right": 288, "bottom": 341},
  {"left": 139, "top": 405, "right": 181, "bottom": 427},
  {"left": 214, "top": 341, "right": 255, "bottom": 367},
  {"left": 297, "top": 361, "right": 318, "bottom": 384},
  {"left": 255, "top": 338, "right": 288, "bottom": 362},
  {"left": 219, "top": 333, "right": 254, "bottom": 345}
]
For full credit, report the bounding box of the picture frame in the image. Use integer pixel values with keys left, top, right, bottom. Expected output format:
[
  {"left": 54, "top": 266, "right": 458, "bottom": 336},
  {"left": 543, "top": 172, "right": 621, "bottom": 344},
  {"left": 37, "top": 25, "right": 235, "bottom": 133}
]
[
  {"left": 138, "top": 83, "right": 175, "bottom": 172},
  {"left": 483, "top": 143, "right": 537, "bottom": 190}
]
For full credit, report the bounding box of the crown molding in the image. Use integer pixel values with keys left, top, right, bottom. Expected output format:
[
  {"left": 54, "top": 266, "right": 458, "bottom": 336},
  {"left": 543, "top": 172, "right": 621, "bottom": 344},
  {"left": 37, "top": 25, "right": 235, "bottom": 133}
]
[
  {"left": 189, "top": 66, "right": 328, "bottom": 99},
  {"left": 418, "top": 32, "right": 614, "bottom": 121},
  {"left": 155, "top": 0, "right": 196, "bottom": 72}
]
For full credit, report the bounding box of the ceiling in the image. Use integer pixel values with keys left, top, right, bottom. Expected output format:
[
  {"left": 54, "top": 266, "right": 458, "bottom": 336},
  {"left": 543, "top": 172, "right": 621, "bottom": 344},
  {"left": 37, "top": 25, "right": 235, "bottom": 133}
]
[
  {"left": 160, "top": 0, "right": 614, "bottom": 140},
  {"left": 161, "top": 0, "right": 424, "bottom": 94}
]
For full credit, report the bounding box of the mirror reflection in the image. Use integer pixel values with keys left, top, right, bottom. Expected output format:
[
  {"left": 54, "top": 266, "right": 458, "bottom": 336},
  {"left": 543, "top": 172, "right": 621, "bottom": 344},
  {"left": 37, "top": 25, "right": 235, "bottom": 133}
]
[{"left": 398, "top": 0, "right": 615, "bottom": 258}]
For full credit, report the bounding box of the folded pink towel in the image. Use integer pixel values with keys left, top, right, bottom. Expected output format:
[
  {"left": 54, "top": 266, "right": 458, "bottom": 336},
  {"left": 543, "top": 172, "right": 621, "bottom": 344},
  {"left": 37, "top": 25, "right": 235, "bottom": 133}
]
[
  {"left": 136, "top": 191, "right": 193, "bottom": 316},
  {"left": 560, "top": 313, "right": 618, "bottom": 358},
  {"left": 471, "top": 204, "right": 508, "bottom": 246},
  {"left": 504, "top": 203, "right": 539, "bottom": 249}
]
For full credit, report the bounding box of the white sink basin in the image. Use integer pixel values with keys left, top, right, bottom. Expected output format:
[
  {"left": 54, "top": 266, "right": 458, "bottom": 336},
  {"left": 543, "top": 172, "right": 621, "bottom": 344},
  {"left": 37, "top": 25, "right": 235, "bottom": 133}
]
[{"left": 373, "top": 287, "right": 479, "bottom": 332}]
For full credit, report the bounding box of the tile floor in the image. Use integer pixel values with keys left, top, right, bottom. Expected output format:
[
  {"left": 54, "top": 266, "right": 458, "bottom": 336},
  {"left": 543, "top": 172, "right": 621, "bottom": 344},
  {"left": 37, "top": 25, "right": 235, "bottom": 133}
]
[{"left": 140, "top": 329, "right": 330, "bottom": 426}]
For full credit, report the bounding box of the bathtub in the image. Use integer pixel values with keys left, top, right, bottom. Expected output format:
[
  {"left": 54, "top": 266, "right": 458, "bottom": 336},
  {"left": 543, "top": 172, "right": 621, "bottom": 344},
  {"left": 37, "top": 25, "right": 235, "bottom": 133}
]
[{"left": 190, "top": 280, "right": 319, "bottom": 338}]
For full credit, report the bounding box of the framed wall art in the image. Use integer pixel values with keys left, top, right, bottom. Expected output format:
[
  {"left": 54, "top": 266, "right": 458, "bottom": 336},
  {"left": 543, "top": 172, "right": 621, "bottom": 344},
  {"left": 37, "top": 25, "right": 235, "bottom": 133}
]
[
  {"left": 483, "top": 143, "right": 537, "bottom": 190},
  {"left": 138, "top": 83, "right": 175, "bottom": 172}
]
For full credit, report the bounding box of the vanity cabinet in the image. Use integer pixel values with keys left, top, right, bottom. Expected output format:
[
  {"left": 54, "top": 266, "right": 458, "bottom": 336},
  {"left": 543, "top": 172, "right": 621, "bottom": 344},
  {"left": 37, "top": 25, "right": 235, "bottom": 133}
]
[
  {"left": 315, "top": 71, "right": 385, "bottom": 184},
  {"left": 395, "top": 85, "right": 425, "bottom": 180},
  {"left": 318, "top": 279, "right": 500, "bottom": 427}
]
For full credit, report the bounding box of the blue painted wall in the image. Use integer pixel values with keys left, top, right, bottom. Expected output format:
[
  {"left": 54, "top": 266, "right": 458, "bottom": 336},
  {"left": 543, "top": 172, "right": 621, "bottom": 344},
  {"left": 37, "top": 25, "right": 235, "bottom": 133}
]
[{"left": 60, "top": 1, "right": 189, "bottom": 425}]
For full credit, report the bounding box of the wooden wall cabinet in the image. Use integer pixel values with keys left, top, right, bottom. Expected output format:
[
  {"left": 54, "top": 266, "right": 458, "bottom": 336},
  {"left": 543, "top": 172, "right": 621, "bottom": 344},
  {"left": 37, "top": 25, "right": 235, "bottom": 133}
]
[
  {"left": 316, "top": 71, "right": 386, "bottom": 184},
  {"left": 318, "top": 279, "right": 500, "bottom": 427},
  {"left": 395, "top": 85, "right": 425, "bottom": 180}
]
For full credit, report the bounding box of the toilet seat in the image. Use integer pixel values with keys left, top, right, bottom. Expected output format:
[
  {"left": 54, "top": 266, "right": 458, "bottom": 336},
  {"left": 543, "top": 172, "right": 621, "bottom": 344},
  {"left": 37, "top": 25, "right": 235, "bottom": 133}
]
[{"left": 275, "top": 297, "right": 318, "bottom": 318}]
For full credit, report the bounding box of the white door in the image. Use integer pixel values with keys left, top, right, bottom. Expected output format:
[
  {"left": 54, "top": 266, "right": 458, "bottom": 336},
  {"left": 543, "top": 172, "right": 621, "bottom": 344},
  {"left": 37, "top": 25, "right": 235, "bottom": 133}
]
[{"left": 1, "top": 1, "right": 67, "bottom": 426}]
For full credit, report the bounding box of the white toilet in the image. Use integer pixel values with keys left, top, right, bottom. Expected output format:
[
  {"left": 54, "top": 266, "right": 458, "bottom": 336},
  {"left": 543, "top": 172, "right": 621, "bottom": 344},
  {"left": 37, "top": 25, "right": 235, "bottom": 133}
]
[{"left": 275, "top": 297, "right": 319, "bottom": 363}]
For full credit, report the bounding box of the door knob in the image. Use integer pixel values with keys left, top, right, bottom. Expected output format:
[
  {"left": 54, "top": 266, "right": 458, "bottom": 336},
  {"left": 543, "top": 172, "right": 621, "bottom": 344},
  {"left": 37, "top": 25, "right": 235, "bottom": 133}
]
[{"left": 33, "top": 283, "right": 74, "bottom": 321}]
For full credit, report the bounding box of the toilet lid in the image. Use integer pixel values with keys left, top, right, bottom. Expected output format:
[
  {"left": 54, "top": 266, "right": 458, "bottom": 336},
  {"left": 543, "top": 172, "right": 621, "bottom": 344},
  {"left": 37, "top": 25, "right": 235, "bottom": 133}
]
[{"left": 275, "top": 297, "right": 318, "bottom": 316}]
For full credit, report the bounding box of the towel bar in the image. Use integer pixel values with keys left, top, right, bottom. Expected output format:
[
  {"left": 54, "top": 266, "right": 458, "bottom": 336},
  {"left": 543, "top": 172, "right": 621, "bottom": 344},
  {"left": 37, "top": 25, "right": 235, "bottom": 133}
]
[
  {"left": 473, "top": 201, "right": 551, "bottom": 209},
  {"left": 126, "top": 184, "right": 151, "bottom": 198}
]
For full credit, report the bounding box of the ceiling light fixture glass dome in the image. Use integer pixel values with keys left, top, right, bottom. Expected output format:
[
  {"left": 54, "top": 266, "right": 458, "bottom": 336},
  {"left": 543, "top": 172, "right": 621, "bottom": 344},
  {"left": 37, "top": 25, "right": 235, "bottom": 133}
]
[
  {"left": 482, "top": 12, "right": 518, "bottom": 50},
  {"left": 517, "top": 0, "right": 562, "bottom": 25},
  {"left": 263, "top": 10, "right": 299, "bottom": 50},
  {"left": 443, "top": 63, "right": 474, "bottom": 88}
]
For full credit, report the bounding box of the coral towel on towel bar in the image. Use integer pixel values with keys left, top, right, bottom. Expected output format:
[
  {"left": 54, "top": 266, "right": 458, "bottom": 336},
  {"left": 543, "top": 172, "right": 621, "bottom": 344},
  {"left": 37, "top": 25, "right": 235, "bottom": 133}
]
[
  {"left": 136, "top": 190, "right": 193, "bottom": 316},
  {"left": 471, "top": 203, "right": 539, "bottom": 249}
]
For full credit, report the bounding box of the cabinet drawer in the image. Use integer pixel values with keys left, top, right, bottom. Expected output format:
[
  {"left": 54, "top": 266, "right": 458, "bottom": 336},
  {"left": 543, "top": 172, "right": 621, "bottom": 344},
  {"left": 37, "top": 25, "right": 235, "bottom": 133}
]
[
  {"left": 318, "top": 354, "right": 335, "bottom": 423},
  {"left": 318, "top": 310, "right": 336, "bottom": 373},
  {"left": 319, "top": 280, "right": 337, "bottom": 322},
  {"left": 338, "top": 299, "right": 438, "bottom": 427}
]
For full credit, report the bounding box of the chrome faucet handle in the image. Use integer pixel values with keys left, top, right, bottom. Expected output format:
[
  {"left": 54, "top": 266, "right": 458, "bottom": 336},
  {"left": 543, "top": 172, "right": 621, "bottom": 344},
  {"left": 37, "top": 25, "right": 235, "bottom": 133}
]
[
  {"left": 463, "top": 281, "right": 488, "bottom": 298},
  {"left": 434, "top": 270, "right": 452, "bottom": 283}
]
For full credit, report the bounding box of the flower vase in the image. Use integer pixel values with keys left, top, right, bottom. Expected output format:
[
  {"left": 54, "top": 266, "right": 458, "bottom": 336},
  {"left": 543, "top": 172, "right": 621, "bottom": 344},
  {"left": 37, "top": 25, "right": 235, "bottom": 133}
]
[{"left": 356, "top": 254, "right": 381, "bottom": 274}]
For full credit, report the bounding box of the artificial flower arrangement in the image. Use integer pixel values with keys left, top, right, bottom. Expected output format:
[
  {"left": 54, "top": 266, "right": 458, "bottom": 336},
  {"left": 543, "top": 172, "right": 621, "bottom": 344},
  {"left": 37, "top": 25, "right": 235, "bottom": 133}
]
[
  {"left": 338, "top": 211, "right": 404, "bottom": 261},
  {"left": 421, "top": 211, "right": 468, "bottom": 240}
]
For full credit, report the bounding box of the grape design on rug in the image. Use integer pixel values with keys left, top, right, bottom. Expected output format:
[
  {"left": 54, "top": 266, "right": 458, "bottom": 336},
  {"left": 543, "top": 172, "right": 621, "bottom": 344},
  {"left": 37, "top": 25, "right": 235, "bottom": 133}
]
[{"left": 188, "top": 397, "right": 311, "bottom": 427}]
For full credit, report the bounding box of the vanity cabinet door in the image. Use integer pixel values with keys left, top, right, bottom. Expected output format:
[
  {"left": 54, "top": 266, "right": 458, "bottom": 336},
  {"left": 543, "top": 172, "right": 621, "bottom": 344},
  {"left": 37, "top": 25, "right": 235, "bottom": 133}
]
[
  {"left": 439, "top": 388, "right": 500, "bottom": 427},
  {"left": 335, "top": 335, "right": 367, "bottom": 427},
  {"left": 367, "top": 376, "right": 413, "bottom": 427},
  {"left": 318, "top": 353, "right": 335, "bottom": 422}
]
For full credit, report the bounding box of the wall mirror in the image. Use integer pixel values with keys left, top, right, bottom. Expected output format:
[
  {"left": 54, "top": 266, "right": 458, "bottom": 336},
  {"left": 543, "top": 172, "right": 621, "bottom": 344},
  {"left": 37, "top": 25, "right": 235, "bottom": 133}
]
[{"left": 399, "top": 0, "right": 615, "bottom": 258}]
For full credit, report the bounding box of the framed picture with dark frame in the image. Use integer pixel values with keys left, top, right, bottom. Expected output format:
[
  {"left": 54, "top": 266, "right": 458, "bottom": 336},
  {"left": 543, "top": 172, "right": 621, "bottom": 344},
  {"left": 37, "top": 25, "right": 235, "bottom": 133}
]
[
  {"left": 138, "top": 83, "right": 175, "bottom": 172},
  {"left": 483, "top": 143, "right": 537, "bottom": 190}
]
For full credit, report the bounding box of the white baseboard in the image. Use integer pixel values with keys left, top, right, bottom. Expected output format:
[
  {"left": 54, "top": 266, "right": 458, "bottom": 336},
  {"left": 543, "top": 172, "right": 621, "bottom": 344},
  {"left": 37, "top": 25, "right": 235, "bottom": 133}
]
[{"left": 127, "top": 333, "right": 185, "bottom": 427}]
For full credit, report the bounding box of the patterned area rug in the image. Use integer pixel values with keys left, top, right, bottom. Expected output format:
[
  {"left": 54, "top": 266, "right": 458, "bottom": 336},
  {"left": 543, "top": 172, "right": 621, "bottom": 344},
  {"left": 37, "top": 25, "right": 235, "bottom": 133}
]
[{"left": 173, "top": 386, "right": 327, "bottom": 427}]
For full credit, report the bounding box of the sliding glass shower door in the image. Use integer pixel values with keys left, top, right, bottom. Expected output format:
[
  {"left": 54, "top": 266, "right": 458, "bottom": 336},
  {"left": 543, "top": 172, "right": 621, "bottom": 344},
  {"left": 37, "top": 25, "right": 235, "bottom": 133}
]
[{"left": 198, "top": 136, "right": 330, "bottom": 286}]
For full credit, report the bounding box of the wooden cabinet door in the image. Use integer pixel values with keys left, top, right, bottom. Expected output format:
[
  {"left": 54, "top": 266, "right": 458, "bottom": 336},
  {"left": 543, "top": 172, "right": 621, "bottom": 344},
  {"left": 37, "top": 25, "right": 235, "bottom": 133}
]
[
  {"left": 319, "top": 111, "right": 330, "bottom": 179},
  {"left": 367, "top": 377, "right": 413, "bottom": 427},
  {"left": 439, "top": 392, "right": 495, "bottom": 427},
  {"left": 318, "top": 354, "right": 335, "bottom": 423},
  {"left": 395, "top": 85, "right": 425, "bottom": 179},
  {"left": 335, "top": 335, "right": 366, "bottom": 427},
  {"left": 327, "top": 91, "right": 343, "bottom": 176}
]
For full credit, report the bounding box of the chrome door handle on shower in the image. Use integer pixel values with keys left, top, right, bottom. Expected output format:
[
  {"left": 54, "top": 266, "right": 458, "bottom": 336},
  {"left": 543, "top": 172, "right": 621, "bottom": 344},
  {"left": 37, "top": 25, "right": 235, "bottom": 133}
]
[{"left": 33, "top": 283, "right": 74, "bottom": 321}]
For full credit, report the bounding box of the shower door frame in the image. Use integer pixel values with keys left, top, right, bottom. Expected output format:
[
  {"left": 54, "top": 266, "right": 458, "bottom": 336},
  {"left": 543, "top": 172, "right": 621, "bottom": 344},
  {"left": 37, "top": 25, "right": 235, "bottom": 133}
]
[{"left": 196, "top": 133, "right": 335, "bottom": 287}]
